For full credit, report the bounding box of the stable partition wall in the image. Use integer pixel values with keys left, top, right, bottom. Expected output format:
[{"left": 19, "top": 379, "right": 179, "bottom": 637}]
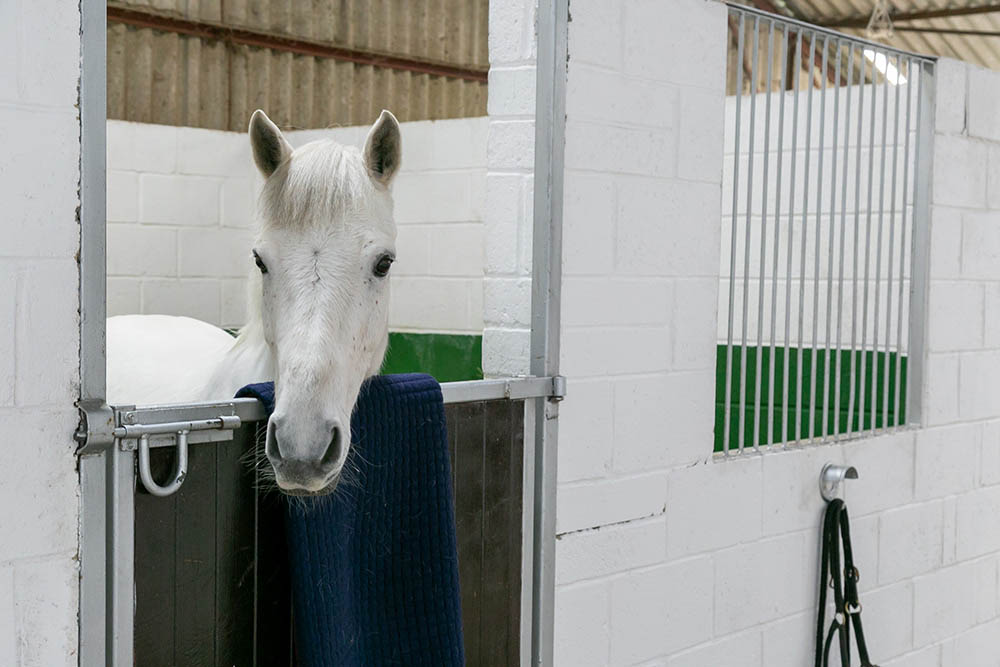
[
  {"left": 106, "top": 117, "right": 488, "bottom": 380},
  {"left": 544, "top": 2, "right": 1000, "bottom": 666}
]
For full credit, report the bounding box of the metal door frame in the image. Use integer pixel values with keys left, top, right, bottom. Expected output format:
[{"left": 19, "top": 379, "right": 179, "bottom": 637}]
[{"left": 77, "top": 0, "right": 567, "bottom": 665}]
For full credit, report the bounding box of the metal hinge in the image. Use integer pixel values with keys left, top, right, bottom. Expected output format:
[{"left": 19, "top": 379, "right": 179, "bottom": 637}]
[
  {"left": 550, "top": 375, "right": 567, "bottom": 402},
  {"left": 75, "top": 399, "right": 116, "bottom": 455}
]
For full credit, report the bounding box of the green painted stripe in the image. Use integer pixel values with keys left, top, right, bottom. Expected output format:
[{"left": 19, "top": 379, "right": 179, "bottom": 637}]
[
  {"left": 225, "top": 329, "right": 484, "bottom": 383},
  {"left": 382, "top": 332, "right": 483, "bottom": 383},
  {"left": 714, "top": 345, "right": 908, "bottom": 452}
]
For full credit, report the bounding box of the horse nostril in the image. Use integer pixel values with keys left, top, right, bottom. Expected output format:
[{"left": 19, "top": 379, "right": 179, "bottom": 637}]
[
  {"left": 265, "top": 417, "right": 281, "bottom": 462},
  {"left": 320, "top": 423, "right": 343, "bottom": 469}
]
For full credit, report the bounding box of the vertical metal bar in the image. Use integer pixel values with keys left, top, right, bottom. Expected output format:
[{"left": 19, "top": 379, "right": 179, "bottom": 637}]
[
  {"left": 809, "top": 36, "right": 828, "bottom": 441},
  {"left": 738, "top": 16, "right": 760, "bottom": 454},
  {"left": 835, "top": 45, "right": 854, "bottom": 439},
  {"left": 783, "top": 27, "right": 803, "bottom": 446},
  {"left": 847, "top": 47, "right": 866, "bottom": 438},
  {"left": 871, "top": 49, "right": 890, "bottom": 432},
  {"left": 109, "top": 445, "right": 135, "bottom": 667},
  {"left": 81, "top": 0, "right": 107, "bottom": 402},
  {"left": 530, "top": 0, "right": 566, "bottom": 662},
  {"left": 753, "top": 20, "right": 775, "bottom": 451},
  {"left": 884, "top": 53, "right": 902, "bottom": 428},
  {"left": 908, "top": 60, "right": 935, "bottom": 428},
  {"left": 896, "top": 61, "right": 915, "bottom": 427},
  {"left": 824, "top": 39, "right": 841, "bottom": 441},
  {"left": 859, "top": 48, "right": 878, "bottom": 435},
  {"left": 79, "top": 455, "right": 108, "bottom": 667},
  {"left": 252, "top": 464, "right": 260, "bottom": 667},
  {"left": 79, "top": 1, "right": 131, "bottom": 666},
  {"left": 795, "top": 32, "right": 815, "bottom": 444},
  {"left": 519, "top": 401, "right": 536, "bottom": 667},
  {"left": 768, "top": 24, "right": 789, "bottom": 448},
  {"left": 724, "top": 12, "right": 746, "bottom": 455}
]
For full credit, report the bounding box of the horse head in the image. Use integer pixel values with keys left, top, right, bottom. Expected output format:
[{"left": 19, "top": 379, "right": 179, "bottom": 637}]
[{"left": 248, "top": 109, "right": 400, "bottom": 495}]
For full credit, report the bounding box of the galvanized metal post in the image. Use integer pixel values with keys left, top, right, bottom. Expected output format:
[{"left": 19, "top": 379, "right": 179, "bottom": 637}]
[
  {"left": 79, "top": 0, "right": 136, "bottom": 665},
  {"left": 530, "top": 0, "right": 567, "bottom": 663},
  {"left": 908, "top": 60, "right": 935, "bottom": 427}
]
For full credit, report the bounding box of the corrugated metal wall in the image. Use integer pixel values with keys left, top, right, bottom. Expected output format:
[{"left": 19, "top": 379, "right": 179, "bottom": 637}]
[{"left": 107, "top": 0, "right": 488, "bottom": 130}]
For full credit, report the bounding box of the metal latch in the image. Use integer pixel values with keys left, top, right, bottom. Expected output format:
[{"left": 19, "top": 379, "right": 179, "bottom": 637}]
[{"left": 115, "top": 416, "right": 241, "bottom": 497}]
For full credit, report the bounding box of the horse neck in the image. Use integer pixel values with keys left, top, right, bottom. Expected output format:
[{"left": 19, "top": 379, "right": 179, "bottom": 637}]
[{"left": 204, "top": 301, "right": 275, "bottom": 400}]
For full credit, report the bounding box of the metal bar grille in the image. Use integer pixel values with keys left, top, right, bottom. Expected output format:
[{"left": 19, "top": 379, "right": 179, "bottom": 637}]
[{"left": 719, "top": 4, "right": 934, "bottom": 454}]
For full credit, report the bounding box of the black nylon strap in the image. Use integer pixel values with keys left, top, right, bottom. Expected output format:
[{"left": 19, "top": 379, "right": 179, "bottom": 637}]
[{"left": 815, "top": 499, "right": 878, "bottom": 667}]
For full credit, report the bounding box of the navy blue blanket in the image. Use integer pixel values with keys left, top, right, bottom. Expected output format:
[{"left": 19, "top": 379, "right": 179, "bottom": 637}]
[{"left": 236, "top": 374, "right": 464, "bottom": 666}]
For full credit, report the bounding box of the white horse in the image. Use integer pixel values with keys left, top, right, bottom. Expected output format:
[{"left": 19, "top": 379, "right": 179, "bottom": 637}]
[{"left": 107, "top": 109, "right": 402, "bottom": 495}]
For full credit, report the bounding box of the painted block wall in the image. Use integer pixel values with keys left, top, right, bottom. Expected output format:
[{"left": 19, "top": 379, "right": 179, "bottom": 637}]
[
  {"left": 106, "top": 116, "right": 488, "bottom": 334},
  {"left": 536, "top": 1, "right": 1000, "bottom": 664},
  {"left": 482, "top": 0, "right": 537, "bottom": 377},
  {"left": 0, "top": 1, "right": 82, "bottom": 665}
]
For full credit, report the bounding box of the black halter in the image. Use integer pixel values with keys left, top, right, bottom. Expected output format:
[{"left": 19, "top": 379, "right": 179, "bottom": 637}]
[{"left": 815, "top": 499, "right": 878, "bottom": 667}]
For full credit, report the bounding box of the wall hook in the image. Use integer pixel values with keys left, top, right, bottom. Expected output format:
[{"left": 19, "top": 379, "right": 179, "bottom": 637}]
[{"left": 820, "top": 462, "right": 858, "bottom": 502}]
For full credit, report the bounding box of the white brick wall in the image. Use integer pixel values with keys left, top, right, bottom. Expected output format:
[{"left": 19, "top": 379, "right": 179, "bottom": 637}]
[
  {"left": 482, "top": 0, "right": 537, "bottom": 377},
  {"left": 106, "top": 117, "right": 488, "bottom": 333},
  {"left": 528, "top": 0, "right": 1000, "bottom": 663},
  {"left": 0, "top": 1, "right": 81, "bottom": 664}
]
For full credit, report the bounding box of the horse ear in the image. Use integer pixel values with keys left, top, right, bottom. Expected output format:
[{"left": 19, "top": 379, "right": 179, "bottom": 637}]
[
  {"left": 249, "top": 109, "right": 292, "bottom": 177},
  {"left": 363, "top": 110, "right": 402, "bottom": 187}
]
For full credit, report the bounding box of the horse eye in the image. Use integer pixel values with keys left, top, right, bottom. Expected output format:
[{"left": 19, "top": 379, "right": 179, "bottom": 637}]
[
  {"left": 253, "top": 250, "right": 268, "bottom": 274},
  {"left": 373, "top": 254, "right": 394, "bottom": 277}
]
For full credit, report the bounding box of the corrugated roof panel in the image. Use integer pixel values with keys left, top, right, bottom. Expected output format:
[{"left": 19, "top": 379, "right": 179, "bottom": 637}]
[{"left": 107, "top": 0, "right": 488, "bottom": 131}]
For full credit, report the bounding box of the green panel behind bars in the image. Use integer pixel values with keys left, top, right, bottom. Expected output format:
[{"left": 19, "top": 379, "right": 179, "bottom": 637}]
[
  {"left": 381, "top": 332, "right": 484, "bottom": 383},
  {"left": 224, "top": 330, "right": 485, "bottom": 383},
  {"left": 714, "top": 345, "right": 908, "bottom": 452}
]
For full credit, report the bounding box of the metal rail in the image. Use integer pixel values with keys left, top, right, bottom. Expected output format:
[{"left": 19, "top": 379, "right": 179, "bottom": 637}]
[
  {"left": 818, "top": 3, "right": 1000, "bottom": 29},
  {"left": 114, "top": 376, "right": 565, "bottom": 495},
  {"left": 115, "top": 376, "right": 564, "bottom": 430},
  {"left": 721, "top": 4, "right": 934, "bottom": 454},
  {"left": 729, "top": 3, "right": 936, "bottom": 59}
]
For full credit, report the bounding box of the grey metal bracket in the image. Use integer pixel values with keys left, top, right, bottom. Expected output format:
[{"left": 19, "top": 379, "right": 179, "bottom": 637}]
[
  {"left": 114, "top": 415, "right": 242, "bottom": 451},
  {"left": 439, "top": 376, "right": 568, "bottom": 404},
  {"left": 820, "top": 462, "right": 859, "bottom": 502},
  {"left": 115, "top": 401, "right": 246, "bottom": 450},
  {"left": 75, "top": 399, "right": 116, "bottom": 455}
]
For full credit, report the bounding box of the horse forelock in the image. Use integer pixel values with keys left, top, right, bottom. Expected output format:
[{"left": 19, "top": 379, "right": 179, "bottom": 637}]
[{"left": 259, "top": 139, "right": 376, "bottom": 229}]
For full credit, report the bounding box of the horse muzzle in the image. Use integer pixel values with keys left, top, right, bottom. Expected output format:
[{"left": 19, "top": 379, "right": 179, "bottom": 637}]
[{"left": 265, "top": 415, "right": 345, "bottom": 494}]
